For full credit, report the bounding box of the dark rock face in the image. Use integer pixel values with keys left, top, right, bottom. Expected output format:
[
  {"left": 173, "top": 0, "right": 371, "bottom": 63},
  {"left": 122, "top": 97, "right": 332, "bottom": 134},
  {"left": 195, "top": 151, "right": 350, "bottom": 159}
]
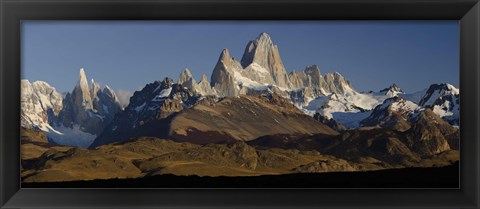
[
  {"left": 157, "top": 99, "right": 183, "bottom": 119},
  {"left": 417, "top": 83, "right": 459, "bottom": 125},
  {"left": 325, "top": 129, "right": 422, "bottom": 165},
  {"left": 91, "top": 77, "right": 200, "bottom": 147},
  {"left": 328, "top": 110, "right": 458, "bottom": 163},
  {"left": 313, "top": 113, "right": 346, "bottom": 131},
  {"left": 419, "top": 84, "right": 452, "bottom": 107},
  {"left": 303, "top": 65, "right": 324, "bottom": 89},
  {"left": 405, "top": 109, "right": 457, "bottom": 157},
  {"left": 322, "top": 72, "right": 352, "bottom": 95},
  {"left": 94, "top": 86, "right": 123, "bottom": 122}
]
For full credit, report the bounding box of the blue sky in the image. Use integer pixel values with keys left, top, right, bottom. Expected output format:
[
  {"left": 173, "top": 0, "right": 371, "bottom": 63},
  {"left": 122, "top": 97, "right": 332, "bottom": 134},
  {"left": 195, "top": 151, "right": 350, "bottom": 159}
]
[{"left": 22, "top": 21, "right": 459, "bottom": 98}]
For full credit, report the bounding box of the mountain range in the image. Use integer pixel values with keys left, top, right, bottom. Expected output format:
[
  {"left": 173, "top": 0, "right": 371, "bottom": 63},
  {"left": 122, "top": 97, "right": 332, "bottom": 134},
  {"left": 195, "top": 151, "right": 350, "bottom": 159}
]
[
  {"left": 21, "top": 32, "right": 459, "bottom": 148},
  {"left": 20, "top": 32, "right": 460, "bottom": 182}
]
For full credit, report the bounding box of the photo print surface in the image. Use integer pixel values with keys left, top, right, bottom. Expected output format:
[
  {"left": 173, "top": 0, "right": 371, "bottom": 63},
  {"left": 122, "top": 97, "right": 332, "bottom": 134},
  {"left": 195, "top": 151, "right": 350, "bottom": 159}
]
[{"left": 20, "top": 21, "right": 460, "bottom": 188}]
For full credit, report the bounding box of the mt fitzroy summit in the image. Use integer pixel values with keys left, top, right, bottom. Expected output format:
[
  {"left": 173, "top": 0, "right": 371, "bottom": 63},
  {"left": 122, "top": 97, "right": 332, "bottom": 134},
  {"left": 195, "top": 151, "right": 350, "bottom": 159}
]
[
  {"left": 211, "top": 33, "right": 293, "bottom": 97},
  {"left": 210, "top": 32, "right": 353, "bottom": 99},
  {"left": 240, "top": 32, "right": 290, "bottom": 88}
]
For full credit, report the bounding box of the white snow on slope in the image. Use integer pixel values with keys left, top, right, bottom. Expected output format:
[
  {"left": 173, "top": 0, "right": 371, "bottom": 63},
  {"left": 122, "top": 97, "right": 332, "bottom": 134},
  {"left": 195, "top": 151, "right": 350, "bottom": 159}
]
[
  {"left": 44, "top": 125, "right": 96, "bottom": 148},
  {"left": 158, "top": 87, "right": 172, "bottom": 98},
  {"left": 304, "top": 90, "right": 388, "bottom": 120},
  {"left": 431, "top": 94, "right": 460, "bottom": 122},
  {"left": 247, "top": 63, "right": 270, "bottom": 76},
  {"left": 398, "top": 89, "right": 427, "bottom": 104},
  {"left": 421, "top": 89, "right": 442, "bottom": 107},
  {"left": 300, "top": 84, "right": 450, "bottom": 128},
  {"left": 389, "top": 99, "right": 421, "bottom": 112},
  {"left": 233, "top": 68, "right": 267, "bottom": 89}
]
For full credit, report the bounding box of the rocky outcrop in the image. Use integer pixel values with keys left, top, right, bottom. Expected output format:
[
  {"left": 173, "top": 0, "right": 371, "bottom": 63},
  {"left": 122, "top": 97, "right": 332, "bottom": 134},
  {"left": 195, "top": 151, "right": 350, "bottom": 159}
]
[
  {"left": 196, "top": 74, "right": 217, "bottom": 96},
  {"left": 323, "top": 72, "right": 352, "bottom": 94},
  {"left": 98, "top": 85, "right": 122, "bottom": 120},
  {"left": 313, "top": 113, "right": 346, "bottom": 131},
  {"left": 157, "top": 99, "right": 183, "bottom": 119},
  {"left": 304, "top": 65, "right": 325, "bottom": 89},
  {"left": 292, "top": 159, "right": 356, "bottom": 173},
  {"left": 288, "top": 70, "right": 308, "bottom": 89},
  {"left": 178, "top": 69, "right": 216, "bottom": 96},
  {"left": 405, "top": 109, "right": 457, "bottom": 156},
  {"left": 324, "top": 128, "right": 422, "bottom": 165},
  {"left": 21, "top": 127, "right": 49, "bottom": 144},
  {"left": 178, "top": 68, "right": 197, "bottom": 91}
]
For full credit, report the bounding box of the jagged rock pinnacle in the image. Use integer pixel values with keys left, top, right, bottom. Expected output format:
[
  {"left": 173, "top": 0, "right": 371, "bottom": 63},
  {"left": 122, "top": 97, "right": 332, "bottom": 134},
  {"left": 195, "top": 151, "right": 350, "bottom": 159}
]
[
  {"left": 178, "top": 68, "right": 195, "bottom": 85},
  {"left": 201, "top": 74, "right": 209, "bottom": 82}
]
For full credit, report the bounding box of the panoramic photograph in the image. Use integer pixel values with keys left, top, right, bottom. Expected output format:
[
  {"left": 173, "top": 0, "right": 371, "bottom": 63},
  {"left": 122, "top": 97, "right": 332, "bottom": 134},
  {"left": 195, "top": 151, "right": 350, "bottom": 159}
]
[{"left": 20, "top": 21, "right": 459, "bottom": 188}]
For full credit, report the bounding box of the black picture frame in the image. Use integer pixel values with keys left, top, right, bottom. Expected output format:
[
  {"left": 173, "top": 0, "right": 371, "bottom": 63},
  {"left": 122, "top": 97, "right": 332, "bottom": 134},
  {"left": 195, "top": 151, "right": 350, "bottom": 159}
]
[{"left": 1, "top": 0, "right": 479, "bottom": 208}]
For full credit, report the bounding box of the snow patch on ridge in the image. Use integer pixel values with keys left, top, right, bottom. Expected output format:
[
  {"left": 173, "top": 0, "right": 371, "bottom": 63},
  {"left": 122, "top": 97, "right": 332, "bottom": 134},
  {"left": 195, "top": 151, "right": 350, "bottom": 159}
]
[
  {"left": 305, "top": 91, "right": 387, "bottom": 120},
  {"left": 134, "top": 102, "right": 146, "bottom": 112},
  {"left": 158, "top": 87, "right": 172, "bottom": 98},
  {"left": 232, "top": 69, "right": 265, "bottom": 89}
]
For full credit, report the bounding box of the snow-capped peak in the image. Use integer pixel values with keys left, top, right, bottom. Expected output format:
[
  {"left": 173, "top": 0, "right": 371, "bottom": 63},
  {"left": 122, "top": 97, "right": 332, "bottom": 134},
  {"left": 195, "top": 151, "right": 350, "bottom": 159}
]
[
  {"left": 419, "top": 83, "right": 459, "bottom": 107},
  {"left": 379, "top": 83, "right": 404, "bottom": 97},
  {"left": 445, "top": 83, "right": 459, "bottom": 95},
  {"left": 377, "top": 97, "right": 421, "bottom": 112},
  {"left": 360, "top": 96, "right": 422, "bottom": 129},
  {"left": 380, "top": 83, "right": 403, "bottom": 93}
]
